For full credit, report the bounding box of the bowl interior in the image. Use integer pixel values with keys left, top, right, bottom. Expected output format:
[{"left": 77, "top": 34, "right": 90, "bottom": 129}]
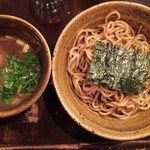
[
  {"left": 0, "top": 15, "right": 51, "bottom": 117},
  {"left": 53, "top": 1, "right": 150, "bottom": 140}
]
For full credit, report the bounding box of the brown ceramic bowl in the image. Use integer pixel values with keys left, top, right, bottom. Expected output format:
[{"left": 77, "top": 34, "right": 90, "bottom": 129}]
[
  {"left": 0, "top": 15, "right": 51, "bottom": 118},
  {"left": 53, "top": 1, "right": 150, "bottom": 140}
]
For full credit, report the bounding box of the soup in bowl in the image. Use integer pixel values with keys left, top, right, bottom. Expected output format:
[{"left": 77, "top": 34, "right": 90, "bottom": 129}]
[
  {"left": 53, "top": 1, "right": 150, "bottom": 140},
  {"left": 0, "top": 15, "right": 51, "bottom": 117}
]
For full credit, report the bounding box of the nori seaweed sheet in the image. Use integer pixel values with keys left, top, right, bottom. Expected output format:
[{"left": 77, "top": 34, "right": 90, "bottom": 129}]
[{"left": 87, "top": 41, "right": 150, "bottom": 95}]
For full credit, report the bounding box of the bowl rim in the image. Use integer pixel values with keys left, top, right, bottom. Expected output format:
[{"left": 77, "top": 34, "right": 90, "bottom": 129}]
[
  {"left": 52, "top": 1, "right": 150, "bottom": 140},
  {"left": 0, "top": 15, "right": 51, "bottom": 118}
]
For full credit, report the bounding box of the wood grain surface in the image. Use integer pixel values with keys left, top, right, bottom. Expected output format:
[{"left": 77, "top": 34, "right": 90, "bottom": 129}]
[{"left": 0, "top": 0, "right": 150, "bottom": 149}]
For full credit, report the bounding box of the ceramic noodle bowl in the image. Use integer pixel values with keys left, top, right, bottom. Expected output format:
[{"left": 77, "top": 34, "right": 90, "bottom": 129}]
[
  {"left": 52, "top": 1, "right": 150, "bottom": 140},
  {"left": 0, "top": 15, "right": 51, "bottom": 118}
]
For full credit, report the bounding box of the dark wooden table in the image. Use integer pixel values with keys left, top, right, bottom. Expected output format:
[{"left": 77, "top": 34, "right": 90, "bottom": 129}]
[{"left": 1, "top": 0, "right": 150, "bottom": 149}]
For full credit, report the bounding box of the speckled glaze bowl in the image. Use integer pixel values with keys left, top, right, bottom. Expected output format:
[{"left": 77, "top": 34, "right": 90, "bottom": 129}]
[
  {"left": 52, "top": 1, "right": 150, "bottom": 140},
  {"left": 0, "top": 15, "right": 51, "bottom": 118}
]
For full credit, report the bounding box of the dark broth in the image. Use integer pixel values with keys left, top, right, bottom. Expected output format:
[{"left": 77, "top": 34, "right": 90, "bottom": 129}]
[{"left": 0, "top": 35, "right": 41, "bottom": 106}]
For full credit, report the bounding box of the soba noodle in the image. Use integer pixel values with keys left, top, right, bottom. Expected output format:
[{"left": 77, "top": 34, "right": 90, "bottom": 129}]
[{"left": 67, "top": 11, "right": 150, "bottom": 119}]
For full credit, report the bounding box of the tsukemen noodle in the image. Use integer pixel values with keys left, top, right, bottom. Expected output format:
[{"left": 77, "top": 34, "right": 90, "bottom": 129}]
[{"left": 67, "top": 11, "right": 150, "bottom": 119}]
